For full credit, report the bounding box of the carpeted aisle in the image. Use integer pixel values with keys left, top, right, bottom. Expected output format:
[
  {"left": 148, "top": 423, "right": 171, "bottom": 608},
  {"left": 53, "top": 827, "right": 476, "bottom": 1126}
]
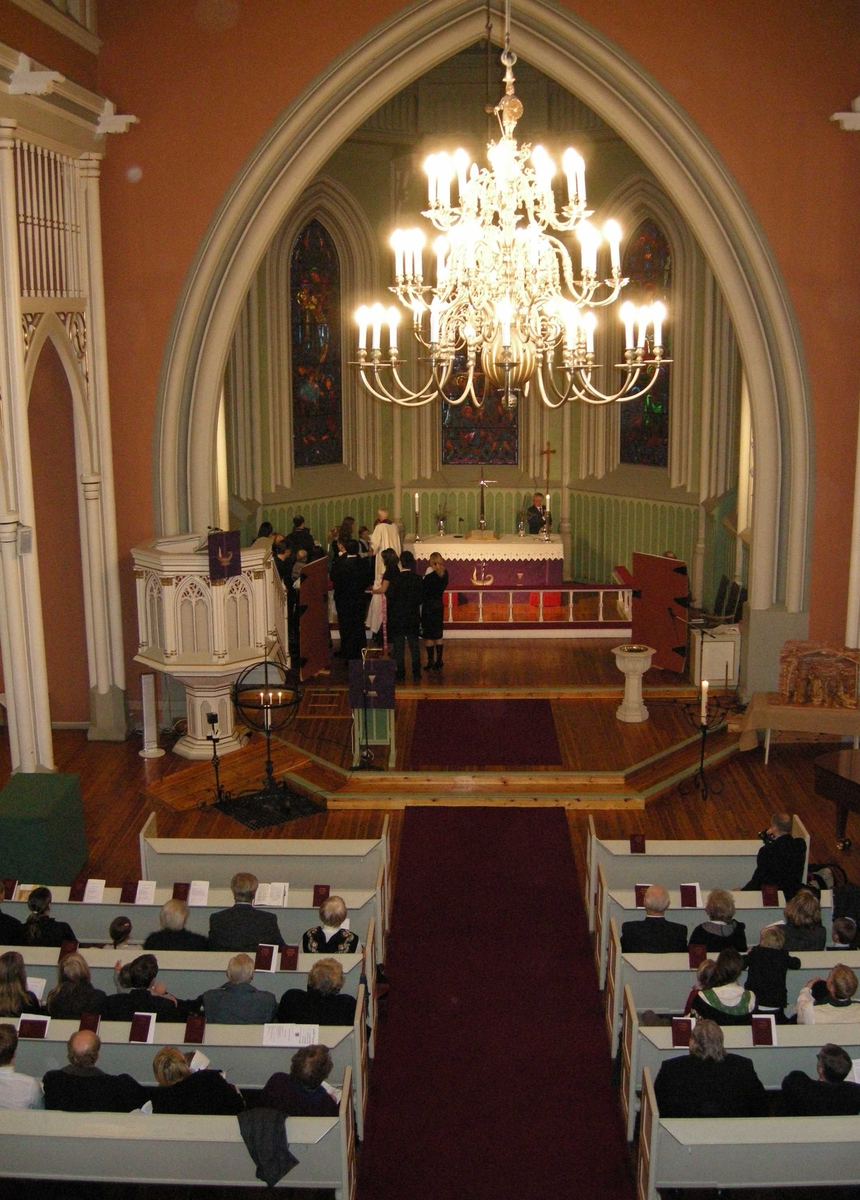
[{"left": 357, "top": 808, "right": 636, "bottom": 1200}]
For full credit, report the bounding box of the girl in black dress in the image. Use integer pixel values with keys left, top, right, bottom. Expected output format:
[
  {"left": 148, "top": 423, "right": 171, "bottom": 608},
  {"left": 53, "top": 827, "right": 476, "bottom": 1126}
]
[{"left": 421, "top": 552, "right": 448, "bottom": 671}]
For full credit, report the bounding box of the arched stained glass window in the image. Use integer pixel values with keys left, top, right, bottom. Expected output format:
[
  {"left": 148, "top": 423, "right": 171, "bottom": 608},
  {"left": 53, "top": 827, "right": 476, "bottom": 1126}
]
[
  {"left": 291, "top": 219, "right": 343, "bottom": 467},
  {"left": 619, "top": 218, "right": 672, "bottom": 467},
  {"left": 441, "top": 357, "right": 518, "bottom": 465}
]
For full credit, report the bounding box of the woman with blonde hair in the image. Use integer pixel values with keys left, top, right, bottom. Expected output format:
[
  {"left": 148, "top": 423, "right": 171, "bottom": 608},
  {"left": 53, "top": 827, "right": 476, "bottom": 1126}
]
[
  {"left": 150, "top": 1046, "right": 244, "bottom": 1115},
  {"left": 688, "top": 889, "right": 747, "bottom": 954},
  {"left": 422, "top": 551, "right": 448, "bottom": 671},
  {"left": 45, "top": 952, "right": 106, "bottom": 1018},
  {"left": 0, "top": 951, "right": 41, "bottom": 1017}
]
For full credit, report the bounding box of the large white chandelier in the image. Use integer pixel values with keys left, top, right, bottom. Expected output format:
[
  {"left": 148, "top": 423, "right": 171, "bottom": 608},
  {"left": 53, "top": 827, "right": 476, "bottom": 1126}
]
[{"left": 354, "top": 3, "right": 669, "bottom": 410}]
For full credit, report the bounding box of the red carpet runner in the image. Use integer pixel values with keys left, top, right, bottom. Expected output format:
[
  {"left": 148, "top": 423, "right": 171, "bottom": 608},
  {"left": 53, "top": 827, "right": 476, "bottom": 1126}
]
[
  {"left": 357, "top": 808, "right": 636, "bottom": 1200},
  {"left": 408, "top": 699, "right": 563, "bottom": 769}
]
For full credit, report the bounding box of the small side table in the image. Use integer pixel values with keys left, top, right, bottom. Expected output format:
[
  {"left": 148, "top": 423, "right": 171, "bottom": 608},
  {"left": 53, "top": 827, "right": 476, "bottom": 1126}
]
[{"left": 612, "top": 643, "right": 655, "bottom": 723}]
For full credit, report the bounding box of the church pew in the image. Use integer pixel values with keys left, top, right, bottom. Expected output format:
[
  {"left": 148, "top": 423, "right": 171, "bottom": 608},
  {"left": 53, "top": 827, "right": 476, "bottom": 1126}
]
[
  {"left": 620, "top": 982, "right": 860, "bottom": 1141},
  {"left": 585, "top": 814, "right": 811, "bottom": 932},
  {"left": 4, "top": 881, "right": 381, "bottom": 951},
  {"left": 594, "top": 870, "right": 832, "bottom": 988},
  {"left": 14, "top": 984, "right": 369, "bottom": 1137},
  {"left": 0, "top": 1066, "right": 355, "bottom": 1196},
  {"left": 637, "top": 1066, "right": 860, "bottom": 1200},
  {"left": 605, "top": 918, "right": 860, "bottom": 1049}
]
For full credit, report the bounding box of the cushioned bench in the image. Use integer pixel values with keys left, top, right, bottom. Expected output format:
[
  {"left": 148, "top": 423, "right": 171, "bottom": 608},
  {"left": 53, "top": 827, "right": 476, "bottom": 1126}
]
[{"left": 0, "top": 1067, "right": 354, "bottom": 1195}]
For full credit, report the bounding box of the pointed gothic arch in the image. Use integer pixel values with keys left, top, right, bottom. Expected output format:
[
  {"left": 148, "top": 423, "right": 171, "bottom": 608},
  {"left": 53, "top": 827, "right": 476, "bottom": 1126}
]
[{"left": 154, "top": 0, "right": 812, "bottom": 686}]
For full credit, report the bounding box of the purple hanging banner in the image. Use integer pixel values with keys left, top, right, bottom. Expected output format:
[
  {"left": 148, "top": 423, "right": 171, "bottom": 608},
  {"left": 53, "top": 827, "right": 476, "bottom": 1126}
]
[{"left": 208, "top": 530, "right": 241, "bottom": 580}]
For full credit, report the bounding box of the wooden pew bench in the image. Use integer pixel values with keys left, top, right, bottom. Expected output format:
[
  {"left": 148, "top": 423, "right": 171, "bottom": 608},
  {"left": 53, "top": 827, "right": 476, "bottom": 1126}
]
[
  {"left": 637, "top": 1066, "right": 860, "bottom": 1200},
  {"left": 604, "top": 917, "right": 860, "bottom": 1050},
  {"left": 4, "top": 882, "right": 381, "bottom": 949},
  {"left": 0, "top": 1067, "right": 355, "bottom": 1196},
  {"left": 620, "top": 982, "right": 860, "bottom": 1140},
  {"left": 585, "top": 814, "right": 810, "bottom": 932},
  {"left": 14, "top": 984, "right": 369, "bottom": 1136},
  {"left": 593, "top": 863, "right": 832, "bottom": 988}
]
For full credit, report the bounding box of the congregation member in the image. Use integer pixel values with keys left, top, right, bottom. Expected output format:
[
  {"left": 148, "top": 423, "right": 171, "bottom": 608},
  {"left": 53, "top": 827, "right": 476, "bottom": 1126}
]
[
  {"left": 252, "top": 520, "right": 280, "bottom": 548},
  {"left": 144, "top": 899, "right": 210, "bottom": 952},
  {"left": 197, "top": 953, "right": 277, "bottom": 1024},
  {"left": 101, "top": 953, "right": 185, "bottom": 1023},
  {"left": 653, "top": 1019, "right": 767, "bottom": 1118},
  {"left": 208, "top": 872, "right": 285, "bottom": 952},
  {"left": 689, "top": 948, "right": 756, "bottom": 1024},
  {"left": 740, "top": 812, "right": 806, "bottom": 899},
  {"left": 779, "top": 889, "right": 827, "bottom": 952},
  {"left": 688, "top": 889, "right": 747, "bottom": 954},
  {"left": 20, "top": 886, "right": 77, "bottom": 947},
  {"left": 386, "top": 550, "right": 424, "bottom": 683},
  {"left": 259, "top": 1044, "right": 340, "bottom": 1117},
  {"left": 150, "top": 1046, "right": 244, "bottom": 1115},
  {"left": 421, "top": 552, "right": 448, "bottom": 672},
  {"left": 357, "top": 525, "right": 371, "bottom": 555},
  {"left": 330, "top": 538, "right": 374, "bottom": 660},
  {"left": 45, "top": 952, "right": 107, "bottom": 1019},
  {"left": 109, "top": 915, "right": 133, "bottom": 948},
  {"left": 742, "top": 925, "right": 800, "bottom": 1021},
  {"left": 0, "top": 895, "right": 22, "bottom": 945},
  {"left": 620, "top": 885, "right": 688, "bottom": 953},
  {"left": 829, "top": 916, "right": 860, "bottom": 951},
  {"left": 526, "top": 492, "right": 548, "bottom": 536},
  {"left": 681, "top": 959, "right": 720, "bottom": 1018},
  {"left": 302, "top": 896, "right": 360, "bottom": 954},
  {"left": 43, "top": 1030, "right": 146, "bottom": 1112},
  {"left": 276, "top": 957, "right": 357, "bottom": 1026},
  {"left": 797, "top": 965, "right": 860, "bottom": 1024},
  {"left": 0, "top": 1024, "right": 43, "bottom": 1109},
  {"left": 285, "top": 514, "right": 317, "bottom": 557},
  {"left": 367, "top": 508, "right": 401, "bottom": 636},
  {"left": 781, "top": 1043, "right": 860, "bottom": 1116},
  {"left": 0, "top": 951, "right": 42, "bottom": 1017}
]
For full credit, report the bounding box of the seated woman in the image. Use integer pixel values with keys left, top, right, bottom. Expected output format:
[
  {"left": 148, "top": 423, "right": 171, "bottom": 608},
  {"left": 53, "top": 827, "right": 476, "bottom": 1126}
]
[
  {"left": 143, "top": 899, "right": 209, "bottom": 952},
  {"left": 689, "top": 948, "right": 756, "bottom": 1024},
  {"left": 45, "top": 952, "right": 107, "bottom": 1018},
  {"left": 654, "top": 1019, "right": 767, "bottom": 1118},
  {"left": 302, "top": 896, "right": 359, "bottom": 954},
  {"left": 276, "top": 957, "right": 357, "bottom": 1025},
  {"left": 0, "top": 951, "right": 42, "bottom": 1017},
  {"left": 150, "top": 1046, "right": 244, "bottom": 1115},
  {"left": 108, "top": 915, "right": 133, "bottom": 949},
  {"left": 259, "top": 1044, "right": 340, "bottom": 1117},
  {"left": 688, "top": 889, "right": 747, "bottom": 954},
  {"left": 20, "top": 887, "right": 77, "bottom": 948},
  {"left": 781, "top": 889, "right": 827, "bottom": 952}
]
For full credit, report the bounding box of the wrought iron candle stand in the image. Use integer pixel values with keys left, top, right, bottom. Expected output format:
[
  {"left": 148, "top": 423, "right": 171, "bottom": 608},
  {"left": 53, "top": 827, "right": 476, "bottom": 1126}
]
[{"left": 678, "top": 689, "right": 735, "bottom": 801}]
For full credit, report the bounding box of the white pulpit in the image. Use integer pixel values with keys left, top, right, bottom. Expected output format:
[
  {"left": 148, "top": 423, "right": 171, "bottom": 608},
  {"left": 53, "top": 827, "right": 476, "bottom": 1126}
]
[{"left": 132, "top": 534, "right": 286, "bottom": 758}]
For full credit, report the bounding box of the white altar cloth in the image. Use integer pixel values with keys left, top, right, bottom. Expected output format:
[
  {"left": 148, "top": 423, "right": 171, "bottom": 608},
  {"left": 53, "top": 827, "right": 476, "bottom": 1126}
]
[{"left": 415, "top": 535, "right": 561, "bottom": 562}]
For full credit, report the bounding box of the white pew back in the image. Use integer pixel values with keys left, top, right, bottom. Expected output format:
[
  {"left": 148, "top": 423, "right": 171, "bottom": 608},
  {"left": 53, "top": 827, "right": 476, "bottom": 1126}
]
[{"left": 0, "top": 1067, "right": 355, "bottom": 1196}]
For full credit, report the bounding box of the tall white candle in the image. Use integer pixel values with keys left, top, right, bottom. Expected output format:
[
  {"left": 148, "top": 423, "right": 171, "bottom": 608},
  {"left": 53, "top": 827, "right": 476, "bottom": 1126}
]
[
  {"left": 700, "top": 679, "right": 709, "bottom": 723},
  {"left": 545, "top": 493, "right": 550, "bottom": 514},
  {"left": 414, "top": 491, "right": 419, "bottom": 514},
  {"left": 356, "top": 306, "right": 369, "bottom": 351}
]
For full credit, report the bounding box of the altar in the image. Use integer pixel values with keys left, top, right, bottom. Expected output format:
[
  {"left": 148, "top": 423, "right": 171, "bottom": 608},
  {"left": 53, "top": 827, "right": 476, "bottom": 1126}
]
[{"left": 413, "top": 535, "right": 564, "bottom": 588}]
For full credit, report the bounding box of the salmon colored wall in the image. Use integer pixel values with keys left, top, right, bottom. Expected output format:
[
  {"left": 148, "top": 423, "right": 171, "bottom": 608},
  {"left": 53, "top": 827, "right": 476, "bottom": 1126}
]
[
  {"left": 91, "top": 0, "right": 860, "bottom": 690},
  {"left": 28, "top": 337, "right": 90, "bottom": 723},
  {"left": 0, "top": 0, "right": 97, "bottom": 89}
]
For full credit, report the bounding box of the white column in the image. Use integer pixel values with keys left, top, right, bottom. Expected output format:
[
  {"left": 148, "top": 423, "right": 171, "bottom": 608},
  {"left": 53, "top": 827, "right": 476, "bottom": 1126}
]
[{"left": 80, "top": 475, "right": 112, "bottom": 692}]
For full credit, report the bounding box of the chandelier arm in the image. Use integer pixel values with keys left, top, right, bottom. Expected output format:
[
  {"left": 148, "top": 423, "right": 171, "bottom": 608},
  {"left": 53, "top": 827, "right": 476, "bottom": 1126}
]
[
  {"left": 566, "top": 363, "right": 667, "bottom": 406},
  {"left": 533, "top": 364, "right": 573, "bottom": 409},
  {"left": 357, "top": 364, "right": 438, "bottom": 406}
]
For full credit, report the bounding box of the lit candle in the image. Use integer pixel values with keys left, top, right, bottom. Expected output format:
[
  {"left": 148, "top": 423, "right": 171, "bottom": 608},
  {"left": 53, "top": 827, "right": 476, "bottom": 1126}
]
[
  {"left": 414, "top": 491, "right": 419, "bottom": 515},
  {"left": 651, "top": 301, "right": 666, "bottom": 348},
  {"left": 577, "top": 221, "right": 599, "bottom": 274},
  {"left": 497, "top": 297, "right": 512, "bottom": 346},
  {"left": 425, "top": 154, "right": 437, "bottom": 206},
  {"left": 562, "top": 149, "right": 583, "bottom": 203},
  {"left": 387, "top": 306, "right": 400, "bottom": 351},
  {"left": 700, "top": 679, "right": 709, "bottom": 723},
  {"left": 356, "top": 306, "right": 369, "bottom": 351},
  {"left": 454, "top": 148, "right": 469, "bottom": 200},
  {"left": 278, "top": 691, "right": 282, "bottom": 703},
  {"left": 563, "top": 302, "right": 578, "bottom": 349},
  {"left": 620, "top": 301, "right": 636, "bottom": 350},
  {"left": 259, "top": 692, "right": 264, "bottom": 705},
  {"left": 603, "top": 220, "right": 621, "bottom": 272},
  {"left": 545, "top": 493, "right": 551, "bottom": 514},
  {"left": 371, "top": 303, "right": 384, "bottom": 351},
  {"left": 437, "top": 152, "right": 451, "bottom": 208},
  {"left": 583, "top": 311, "right": 597, "bottom": 354},
  {"left": 391, "top": 230, "right": 404, "bottom": 278}
]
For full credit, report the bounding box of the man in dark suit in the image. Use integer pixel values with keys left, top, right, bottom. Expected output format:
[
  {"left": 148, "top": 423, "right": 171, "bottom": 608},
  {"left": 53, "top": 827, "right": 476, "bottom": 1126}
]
[
  {"left": 198, "top": 953, "right": 277, "bottom": 1024},
  {"left": 782, "top": 1043, "right": 860, "bottom": 1115},
  {"left": 654, "top": 1019, "right": 767, "bottom": 1118},
  {"left": 208, "top": 872, "right": 285, "bottom": 952},
  {"left": 100, "top": 953, "right": 187, "bottom": 1023},
  {"left": 43, "top": 1030, "right": 146, "bottom": 1112},
  {"left": 330, "top": 539, "right": 374, "bottom": 660},
  {"left": 620, "top": 884, "right": 688, "bottom": 953},
  {"left": 741, "top": 812, "right": 806, "bottom": 899}
]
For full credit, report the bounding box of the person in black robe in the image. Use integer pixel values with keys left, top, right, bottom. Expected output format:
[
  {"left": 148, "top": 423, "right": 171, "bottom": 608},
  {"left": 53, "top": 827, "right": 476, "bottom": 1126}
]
[
  {"left": 330, "top": 539, "right": 374, "bottom": 660},
  {"left": 386, "top": 551, "right": 424, "bottom": 682}
]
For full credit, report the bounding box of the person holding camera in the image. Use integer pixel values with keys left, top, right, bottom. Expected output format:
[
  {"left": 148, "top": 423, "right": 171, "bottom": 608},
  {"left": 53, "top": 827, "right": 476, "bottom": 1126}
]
[{"left": 740, "top": 812, "right": 806, "bottom": 900}]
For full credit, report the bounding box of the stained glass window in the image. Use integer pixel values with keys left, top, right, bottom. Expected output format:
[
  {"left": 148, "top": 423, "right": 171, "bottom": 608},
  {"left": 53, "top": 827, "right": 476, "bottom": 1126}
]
[
  {"left": 619, "top": 218, "right": 672, "bottom": 468},
  {"left": 291, "top": 219, "right": 343, "bottom": 468},
  {"left": 441, "top": 355, "right": 518, "bottom": 465}
]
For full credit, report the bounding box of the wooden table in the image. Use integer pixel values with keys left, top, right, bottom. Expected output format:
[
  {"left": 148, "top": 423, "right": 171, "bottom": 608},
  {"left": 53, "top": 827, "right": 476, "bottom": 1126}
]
[
  {"left": 738, "top": 692, "right": 860, "bottom": 763},
  {"left": 814, "top": 747, "right": 860, "bottom": 848}
]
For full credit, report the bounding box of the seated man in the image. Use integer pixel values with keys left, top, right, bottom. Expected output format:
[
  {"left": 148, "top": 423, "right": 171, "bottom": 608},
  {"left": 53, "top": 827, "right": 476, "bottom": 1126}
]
[
  {"left": 828, "top": 916, "right": 860, "bottom": 951},
  {"left": 101, "top": 953, "right": 186, "bottom": 1023},
  {"left": 0, "top": 1023, "right": 43, "bottom": 1109},
  {"left": 198, "top": 953, "right": 277, "bottom": 1024},
  {"left": 144, "top": 899, "right": 209, "bottom": 952},
  {"left": 653, "top": 1018, "right": 767, "bottom": 1118},
  {"left": 302, "top": 896, "right": 360, "bottom": 955},
  {"left": 782, "top": 1043, "right": 860, "bottom": 1115},
  {"left": 797, "top": 964, "right": 860, "bottom": 1024},
  {"left": 740, "top": 812, "right": 806, "bottom": 899},
  {"left": 208, "top": 872, "right": 285, "bottom": 952},
  {"left": 259, "top": 1044, "right": 340, "bottom": 1117},
  {"left": 620, "top": 885, "right": 688, "bottom": 954},
  {"left": 276, "top": 957, "right": 357, "bottom": 1025},
  {"left": 43, "top": 1030, "right": 146, "bottom": 1112}
]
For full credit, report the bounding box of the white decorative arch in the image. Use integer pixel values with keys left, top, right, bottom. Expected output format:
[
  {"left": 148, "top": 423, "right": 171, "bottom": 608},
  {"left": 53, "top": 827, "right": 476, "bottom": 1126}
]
[{"left": 155, "top": 0, "right": 812, "bottom": 631}]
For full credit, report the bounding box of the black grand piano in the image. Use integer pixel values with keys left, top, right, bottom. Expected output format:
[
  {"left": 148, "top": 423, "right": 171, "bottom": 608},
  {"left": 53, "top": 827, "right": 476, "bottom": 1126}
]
[{"left": 814, "top": 748, "right": 860, "bottom": 850}]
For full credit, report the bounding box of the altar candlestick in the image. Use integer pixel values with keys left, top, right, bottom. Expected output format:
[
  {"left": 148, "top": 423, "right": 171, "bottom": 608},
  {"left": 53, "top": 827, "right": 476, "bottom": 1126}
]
[
  {"left": 700, "top": 679, "right": 709, "bottom": 723},
  {"left": 414, "top": 491, "right": 419, "bottom": 514}
]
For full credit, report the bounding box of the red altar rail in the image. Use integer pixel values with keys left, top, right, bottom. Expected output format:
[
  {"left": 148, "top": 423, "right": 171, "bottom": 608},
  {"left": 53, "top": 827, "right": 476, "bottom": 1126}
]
[{"left": 444, "top": 586, "right": 632, "bottom": 626}]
